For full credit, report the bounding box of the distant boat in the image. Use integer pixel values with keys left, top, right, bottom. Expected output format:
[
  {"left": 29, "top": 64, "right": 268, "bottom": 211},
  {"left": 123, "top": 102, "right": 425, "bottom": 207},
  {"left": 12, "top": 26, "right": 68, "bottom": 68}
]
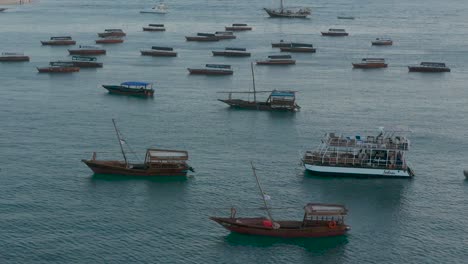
[
  {"left": 218, "top": 63, "right": 300, "bottom": 111},
  {"left": 67, "top": 56, "right": 103, "bottom": 68},
  {"left": 372, "top": 38, "right": 393, "bottom": 46},
  {"left": 97, "top": 29, "right": 126, "bottom": 38},
  {"left": 143, "top": 24, "right": 166, "bottom": 31},
  {"left": 210, "top": 162, "right": 350, "bottom": 238},
  {"left": 225, "top": 23, "right": 252, "bottom": 31},
  {"left": 0, "top": 52, "right": 30, "bottom": 62},
  {"left": 408, "top": 62, "right": 450, "bottom": 72},
  {"left": 188, "top": 64, "right": 233, "bottom": 75},
  {"left": 321, "top": 28, "right": 349, "bottom": 36},
  {"left": 279, "top": 43, "right": 316, "bottom": 53},
  {"left": 141, "top": 46, "right": 177, "bottom": 57},
  {"left": 464, "top": 169, "right": 468, "bottom": 179},
  {"left": 185, "top": 33, "right": 219, "bottom": 42},
  {"left": 271, "top": 40, "right": 293, "bottom": 48},
  {"left": 352, "top": 58, "right": 388, "bottom": 69},
  {"left": 0, "top": 8, "right": 8, "bottom": 12},
  {"left": 37, "top": 62, "right": 80, "bottom": 73},
  {"left": 82, "top": 119, "right": 193, "bottom": 177},
  {"left": 214, "top": 31, "right": 236, "bottom": 40},
  {"left": 256, "top": 55, "right": 296, "bottom": 65},
  {"left": 68, "top": 45, "right": 106, "bottom": 55},
  {"left": 212, "top": 47, "right": 250, "bottom": 57},
  {"left": 140, "top": 2, "right": 168, "bottom": 14},
  {"left": 95, "top": 37, "right": 124, "bottom": 44},
  {"left": 41, "top": 36, "right": 76, "bottom": 46},
  {"left": 264, "top": 0, "right": 311, "bottom": 18},
  {"left": 337, "top": 16, "right": 355, "bottom": 20},
  {"left": 102, "top": 81, "right": 155, "bottom": 97}
]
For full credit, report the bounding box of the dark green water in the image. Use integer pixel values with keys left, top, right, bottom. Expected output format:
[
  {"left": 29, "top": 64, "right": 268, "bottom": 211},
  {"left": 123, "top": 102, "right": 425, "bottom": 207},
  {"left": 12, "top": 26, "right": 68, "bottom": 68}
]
[{"left": 1, "top": 0, "right": 467, "bottom": 263}]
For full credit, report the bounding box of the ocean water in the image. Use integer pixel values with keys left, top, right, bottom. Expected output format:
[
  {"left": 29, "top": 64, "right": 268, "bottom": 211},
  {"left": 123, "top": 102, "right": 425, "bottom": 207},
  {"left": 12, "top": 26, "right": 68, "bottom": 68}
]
[{"left": 1, "top": 0, "right": 467, "bottom": 263}]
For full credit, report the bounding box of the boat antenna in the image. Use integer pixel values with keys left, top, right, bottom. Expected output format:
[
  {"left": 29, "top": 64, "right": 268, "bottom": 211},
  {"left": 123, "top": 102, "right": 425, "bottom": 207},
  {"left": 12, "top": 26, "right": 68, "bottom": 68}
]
[
  {"left": 250, "top": 62, "right": 257, "bottom": 103},
  {"left": 250, "top": 161, "right": 274, "bottom": 221},
  {"left": 112, "top": 119, "right": 128, "bottom": 166}
]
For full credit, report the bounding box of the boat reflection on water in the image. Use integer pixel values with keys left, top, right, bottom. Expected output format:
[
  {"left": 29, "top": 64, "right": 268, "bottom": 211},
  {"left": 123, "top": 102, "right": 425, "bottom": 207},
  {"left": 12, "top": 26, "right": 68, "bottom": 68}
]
[{"left": 90, "top": 173, "right": 189, "bottom": 183}]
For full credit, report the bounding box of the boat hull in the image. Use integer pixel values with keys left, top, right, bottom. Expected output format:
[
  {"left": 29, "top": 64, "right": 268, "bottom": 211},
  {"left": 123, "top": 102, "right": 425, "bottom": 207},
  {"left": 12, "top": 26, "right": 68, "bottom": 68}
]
[
  {"left": 82, "top": 160, "right": 188, "bottom": 176},
  {"left": 212, "top": 51, "right": 250, "bottom": 57},
  {"left": 41, "top": 40, "right": 76, "bottom": 46},
  {"left": 68, "top": 49, "right": 106, "bottom": 55},
  {"left": 321, "top": 32, "right": 349, "bottom": 36},
  {"left": 408, "top": 67, "right": 450, "bottom": 72},
  {"left": 97, "top": 32, "right": 126, "bottom": 38},
  {"left": 143, "top": 27, "right": 165, "bottom": 32},
  {"left": 71, "top": 61, "right": 103, "bottom": 68},
  {"left": 210, "top": 217, "right": 348, "bottom": 238},
  {"left": 102, "top": 85, "right": 154, "bottom": 97},
  {"left": 37, "top": 67, "right": 80, "bottom": 73},
  {"left": 264, "top": 8, "right": 309, "bottom": 18},
  {"left": 185, "top": 36, "right": 219, "bottom": 42},
  {"left": 256, "top": 60, "right": 295, "bottom": 65},
  {"left": 188, "top": 68, "right": 233, "bottom": 75},
  {"left": 372, "top": 41, "right": 393, "bottom": 46},
  {"left": 225, "top": 27, "right": 252, "bottom": 31},
  {"left": 0, "top": 56, "right": 30, "bottom": 62},
  {"left": 304, "top": 163, "right": 413, "bottom": 178},
  {"left": 352, "top": 63, "right": 388, "bottom": 69},
  {"left": 141, "top": 50, "right": 177, "bottom": 57},
  {"left": 95, "top": 39, "right": 123, "bottom": 44},
  {"left": 218, "top": 99, "right": 298, "bottom": 112},
  {"left": 279, "top": 47, "right": 316, "bottom": 53}
]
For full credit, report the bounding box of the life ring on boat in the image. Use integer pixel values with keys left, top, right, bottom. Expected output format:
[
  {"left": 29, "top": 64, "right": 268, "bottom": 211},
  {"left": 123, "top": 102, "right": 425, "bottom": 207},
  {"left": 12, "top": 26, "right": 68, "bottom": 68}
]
[{"left": 328, "top": 221, "right": 337, "bottom": 229}]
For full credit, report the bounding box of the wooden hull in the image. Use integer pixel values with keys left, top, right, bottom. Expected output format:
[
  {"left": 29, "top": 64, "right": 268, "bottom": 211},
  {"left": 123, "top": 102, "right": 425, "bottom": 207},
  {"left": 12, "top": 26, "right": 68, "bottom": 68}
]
[
  {"left": 352, "top": 63, "right": 387, "bottom": 69},
  {"left": 225, "top": 27, "right": 252, "bottom": 31},
  {"left": 264, "top": 8, "right": 309, "bottom": 18},
  {"left": 68, "top": 49, "right": 106, "bottom": 55},
  {"left": 37, "top": 67, "right": 80, "bottom": 73},
  {"left": 218, "top": 99, "right": 298, "bottom": 112},
  {"left": 0, "top": 56, "right": 30, "bottom": 62},
  {"left": 280, "top": 47, "right": 316, "bottom": 53},
  {"left": 97, "top": 32, "right": 126, "bottom": 38},
  {"left": 82, "top": 160, "right": 189, "bottom": 176},
  {"left": 41, "top": 40, "right": 76, "bottom": 46},
  {"left": 272, "top": 43, "right": 292, "bottom": 48},
  {"left": 215, "top": 35, "right": 236, "bottom": 40},
  {"left": 71, "top": 61, "right": 103, "bottom": 68},
  {"left": 185, "top": 36, "right": 219, "bottom": 42},
  {"left": 210, "top": 217, "right": 349, "bottom": 238},
  {"left": 95, "top": 39, "right": 123, "bottom": 44},
  {"left": 408, "top": 66, "right": 450, "bottom": 72},
  {"left": 321, "top": 32, "right": 348, "bottom": 36},
  {"left": 188, "top": 68, "right": 233, "bottom": 75},
  {"left": 143, "top": 27, "right": 165, "bottom": 31},
  {"left": 256, "top": 60, "right": 295, "bottom": 65},
  {"left": 102, "top": 85, "right": 154, "bottom": 97},
  {"left": 212, "top": 51, "right": 250, "bottom": 57},
  {"left": 141, "top": 50, "right": 177, "bottom": 57}
]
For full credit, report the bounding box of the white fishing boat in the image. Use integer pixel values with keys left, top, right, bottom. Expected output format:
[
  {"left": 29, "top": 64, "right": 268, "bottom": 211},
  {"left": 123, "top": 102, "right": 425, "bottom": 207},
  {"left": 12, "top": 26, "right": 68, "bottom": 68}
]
[
  {"left": 140, "top": 2, "right": 168, "bottom": 14},
  {"left": 264, "top": 0, "right": 311, "bottom": 18},
  {"left": 302, "top": 127, "right": 415, "bottom": 178}
]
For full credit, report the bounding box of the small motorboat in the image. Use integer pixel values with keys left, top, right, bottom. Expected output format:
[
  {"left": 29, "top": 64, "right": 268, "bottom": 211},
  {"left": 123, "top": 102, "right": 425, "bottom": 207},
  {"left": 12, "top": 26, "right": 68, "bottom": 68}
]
[
  {"left": 102, "top": 81, "right": 154, "bottom": 97},
  {"left": 279, "top": 43, "right": 316, "bottom": 53},
  {"left": 212, "top": 48, "right": 250, "bottom": 57},
  {"left": 68, "top": 56, "right": 103, "bottom": 68},
  {"left": 408, "top": 62, "right": 450, "bottom": 72},
  {"left": 352, "top": 58, "right": 388, "bottom": 69},
  {"left": 97, "top": 29, "right": 126, "bottom": 38},
  {"left": 214, "top": 31, "right": 236, "bottom": 40},
  {"left": 0, "top": 8, "right": 8, "bottom": 12},
  {"left": 41, "top": 36, "right": 76, "bottom": 46},
  {"left": 272, "top": 40, "right": 293, "bottom": 48},
  {"left": 37, "top": 62, "right": 80, "bottom": 73},
  {"left": 372, "top": 38, "right": 393, "bottom": 46},
  {"left": 321, "top": 28, "right": 349, "bottom": 36},
  {"left": 225, "top": 23, "right": 252, "bottom": 31},
  {"left": 337, "top": 16, "right": 355, "bottom": 19},
  {"left": 68, "top": 45, "right": 106, "bottom": 55},
  {"left": 464, "top": 169, "right": 468, "bottom": 179},
  {"left": 141, "top": 46, "right": 177, "bottom": 57},
  {"left": 185, "top": 33, "right": 220, "bottom": 42},
  {"left": 143, "top": 24, "right": 166, "bottom": 31},
  {"left": 188, "top": 64, "right": 233, "bottom": 75},
  {"left": 256, "top": 55, "right": 296, "bottom": 65},
  {"left": 0, "top": 52, "right": 30, "bottom": 62},
  {"left": 140, "top": 3, "right": 168, "bottom": 14},
  {"left": 95, "top": 37, "right": 124, "bottom": 44}
]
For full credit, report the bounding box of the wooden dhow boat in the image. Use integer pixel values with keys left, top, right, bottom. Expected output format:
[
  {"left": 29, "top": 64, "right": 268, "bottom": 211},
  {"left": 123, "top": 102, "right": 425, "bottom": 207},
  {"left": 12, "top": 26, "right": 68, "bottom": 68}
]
[
  {"left": 41, "top": 36, "right": 76, "bottom": 46},
  {"left": 0, "top": 52, "right": 30, "bottom": 62},
  {"left": 37, "top": 62, "right": 80, "bottom": 73},
  {"left": 143, "top": 24, "right": 166, "bottom": 31},
  {"left": 95, "top": 37, "right": 124, "bottom": 44},
  {"left": 185, "top": 33, "right": 220, "bottom": 42},
  {"left": 372, "top": 38, "right": 393, "bottom": 46},
  {"left": 68, "top": 45, "right": 106, "bottom": 55},
  {"left": 212, "top": 47, "right": 250, "bottom": 57},
  {"left": 225, "top": 23, "right": 252, "bottom": 31},
  {"left": 408, "top": 62, "right": 450, "bottom": 72},
  {"left": 82, "top": 120, "right": 193, "bottom": 177},
  {"left": 188, "top": 64, "right": 233, "bottom": 75},
  {"left": 279, "top": 43, "right": 316, "bottom": 53},
  {"left": 321, "top": 28, "right": 348, "bottom": 36},
  {"left": 352, "top": 58, "right": 387, "bottom": 69},
  {"left": 97, "top": 29, "right": 126, "bottom": 38},
  {"left": 303, "top": 127, "right": 415, "bottom": 178},
  {"left": 256, "top": 55, "right": 295, "bottom": 65},
  {"left": 210, "top": 162, "right": 350, "bottom": 238},
  {"left": 102, "top": 81, "right": 154, "bottom": 97},
  {"left": 141, "top": 46, "right": 177, "bottom": 57},
  {"left": 264, "top": 0, "right": 311, "bottom": 18},
  {"left": 218, "top": 63, "right": 299, "bottom": 111}
]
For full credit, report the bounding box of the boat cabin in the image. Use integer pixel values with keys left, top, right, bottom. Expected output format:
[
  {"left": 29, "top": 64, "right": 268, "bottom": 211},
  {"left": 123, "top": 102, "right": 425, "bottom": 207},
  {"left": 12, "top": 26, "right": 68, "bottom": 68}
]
[
  {"left": 268, "top": 55, "right": 292, "bottom": 59},
  {"left": 149, "top": 24, "right": 164, "bottom": 27},
  {"left": 215, "top": 31, "right": 234, "bottom": 35},
  {"left": 151, "top": 46, "right": 173, "bottom": 51},
  {"left": 269, "top": 90, "right": 297, "bottom": 109},
  {"left": 225, "top": 47, "right": 246, "bottom": 51},
  {"left": 105, "top": 29, "right": 123, "bottom": 32},
  {"left": 78, "top": 45, "right": 101, "bottom": 49},
  {"left": 50, "top": 36, "right": 72, "bottom": 40},
  {"left": 50, "top": 61, "right": 75, "bottom": 67},
  {"left": 121, "top": 81, "right": 153, "bottom": 90},
  {"left": 197, "top": 33, "right": 216, "bottom": 37},
  {"left": 144, "top": 149, "right": 189, "bottom": 167},
  {"left": 72, "top": 56, "right": 97, "bottom": 62},
  {"left": 206, "top": 64, "right": 231, "bottom": 69},
  {"left": 329, "top": 28, "right": 346, "bottom": 32},
  {"left": 1, "top": 52, "right": 24, "bottom": 56},
  {"left": 420, "top": 62, "right": 447, "bottom": 68},
  {"left": 302, "top": 203, "right": 348, "bottom": 226}
]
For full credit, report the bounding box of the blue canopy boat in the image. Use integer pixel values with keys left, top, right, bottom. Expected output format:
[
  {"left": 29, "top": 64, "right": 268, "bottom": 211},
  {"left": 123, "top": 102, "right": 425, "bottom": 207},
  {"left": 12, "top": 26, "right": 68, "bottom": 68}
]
[{"left": 102, "top": 81, "right": 154, "bottom": 97}]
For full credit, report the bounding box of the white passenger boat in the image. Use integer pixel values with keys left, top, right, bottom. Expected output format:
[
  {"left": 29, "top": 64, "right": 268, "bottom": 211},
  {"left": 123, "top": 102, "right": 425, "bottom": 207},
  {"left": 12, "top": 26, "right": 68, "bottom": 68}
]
[
  {"left": 140, "top": 3, "right": 168, "bottom": 14},
  {"left": 302, "top": 127, "right": 415, "bottom": 178}
]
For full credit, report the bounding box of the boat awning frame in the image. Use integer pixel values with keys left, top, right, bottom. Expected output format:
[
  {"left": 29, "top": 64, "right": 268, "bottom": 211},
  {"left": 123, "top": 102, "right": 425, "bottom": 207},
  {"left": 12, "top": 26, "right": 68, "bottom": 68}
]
[{"left": 304, "top": 203, "right": 348, "bottom": 216}]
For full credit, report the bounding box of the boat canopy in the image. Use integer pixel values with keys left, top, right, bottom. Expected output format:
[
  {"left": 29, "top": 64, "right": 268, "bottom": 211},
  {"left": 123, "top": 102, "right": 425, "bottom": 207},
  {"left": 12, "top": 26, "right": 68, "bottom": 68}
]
[
  {"left": 268, "top": 55, "right": 292, "bottom": 59},
  {"left": 215, "top": 31, "right": 234, "bottom": 35},
  {"left": 291, "top": 43, "right": 313, "bottom": 47},
  {"left": 151, "top": 46, "right": 173, "bottom": 51},
  {"left": 146, "top": 149, "right": 189, "bottom": 161},
  {"left": 72, "top": 56, "right": 97, "bottom": 61},
  {"left": 329, "top": 28, "right": 346, "bottom": 32},
  {"left": 79, "top": 45, "right": 101, "bottom": 49},
  {"left": 206, "top": 64, "right": 231, "bottom": 69},
  {"left": 50, "top": 61, "right": 75, "bottom": 67},
  {"left": 51, "top": 36, "right": 72, "bottom": 40},
  {"left": 226, "top": 47, "right": 246, "bottom": 51},
  {"left": 149, "top": 24, "right": 164, "bottom": 27},
  {"left": 1, "top": 52, "right": 24, "bottom": 56},
  {"left": 105, "top": 29, "right": 123, "bottom": 32},
  {"left": 197, "top": 33, "right": 215, "bottom": 37},
  {"left": 421, "top": 62, "right": 446, "bottom": 67},
  {"left": 362, "top": 58, "right": 385, "bottom": 62},
  {"left": 304, "top": 203, "right": 348, "bottom": 216},
  {"left": 271, "top": 91, "right": 296, "bottom": 97},
  {"left": 121, "top": 81, "right": 152, "bottom": 87}
]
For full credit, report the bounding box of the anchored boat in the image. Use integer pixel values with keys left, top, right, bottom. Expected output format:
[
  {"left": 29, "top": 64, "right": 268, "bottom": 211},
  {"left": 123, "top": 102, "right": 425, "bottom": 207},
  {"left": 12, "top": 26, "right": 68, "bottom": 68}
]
[
  {"left": 0, "top": 52, "right": 30, "bottom": 62},
  {"left": 256, "top": 55, "right": 295, "bottom": 65},
  {"left": 303, "top": 127, "right": 415, "bottom": 178},
  {"left": 82, "top": 119, "right": 193, "bottom": 177},
  {"left": 41, "top": 36, "right": 76, "bottom": 46},
  {"left": 408, "top": 62, "right": 450, "bottom": 72},
  {"left": 97, "top": 29, "right": 126, "bottom": 38},
  {"left": 279, "top": 43, "right": 315, "bottom": 53},
  {"left": 96, "top": 37, "right": 124, "bottom": 44},
  {"left": 102, "top": 81, "right": 154, "bottom": 97},
  {"left": 352, "top": 58, "right": 388, "bottom": 69},
  {"left": 372, "top": 38, "right": 393, "bottom": 46},
  {"left": 143, "top": 24, "right": 166, "bottom": 31},
  {"left": 225, "top": 23, "right": 252, "bottom": 31},
  {"left": 188, "top": 64, "right": 233, "bottom": 75},
  {"left": 185, "top": 33, "right": 220, "bottom": 42},
  {"left": 264, "top": 0, "right": 311, "bottom": 18},
  {"left": 37, "top": 62, "right": 80, "bottom": 73},
  {"left": 141, "top": 46, "right": 177, "bottom": 57},
  {"left": 321, "top": 28, "right": 348, "bottom": 36},
  {"left": 210, "top": 162, "right": 350, "bottom": 238},
  {"left": 67, "top": 56, "right": 103, "bottom": 68},
  {"left": 68, "top": 45, "right": 106, "bottom": 55},
  {"left": 212, "top": 47, "right": 250, "bottom": 57}
]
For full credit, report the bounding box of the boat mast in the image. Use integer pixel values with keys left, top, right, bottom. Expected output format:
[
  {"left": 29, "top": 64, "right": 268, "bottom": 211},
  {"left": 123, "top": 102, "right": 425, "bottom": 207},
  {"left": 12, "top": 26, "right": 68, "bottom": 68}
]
[
  {"left": 250, "top": 62, "right": 257, "bottom": 103},
  {"left": 250, "top": 162, "right": 274, "bottom": 221},
  {"left": 112, "top": 119, "right": 128, "bottom": 165},
  {"left": 280, "top": 0, "right": 284, "bottom": 10}
]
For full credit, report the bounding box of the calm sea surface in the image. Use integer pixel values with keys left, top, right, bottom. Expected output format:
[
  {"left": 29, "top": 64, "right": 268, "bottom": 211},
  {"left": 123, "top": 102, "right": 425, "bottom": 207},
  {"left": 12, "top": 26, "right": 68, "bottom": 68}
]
[{"left": 1, "top": 0, "right": 468, "bottom": 263}]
